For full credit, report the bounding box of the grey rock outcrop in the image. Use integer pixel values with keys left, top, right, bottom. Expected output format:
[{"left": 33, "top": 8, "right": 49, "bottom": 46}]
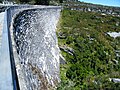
[{"left": 110, "top": 78, "right": 120, "bottom": 83}]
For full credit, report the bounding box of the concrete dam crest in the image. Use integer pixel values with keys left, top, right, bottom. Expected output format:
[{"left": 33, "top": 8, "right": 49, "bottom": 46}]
[{"left": 0, "top": 5, "right": 61, "bottom": 90}]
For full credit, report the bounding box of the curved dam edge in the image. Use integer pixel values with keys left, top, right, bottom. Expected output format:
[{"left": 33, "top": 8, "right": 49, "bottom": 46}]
[
  {"left": 10, "top": 7, "right": 61, "bottom": 89},
  {"left": 0, "top": 5, "right": 61, "bottom": 90}
]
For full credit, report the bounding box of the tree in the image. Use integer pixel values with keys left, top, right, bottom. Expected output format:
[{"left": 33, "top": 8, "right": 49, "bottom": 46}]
[
  {"left": 18, "top": 0, "right": 30, "bottom": 3},
  {"left": 0, "top": 0, "right": 2, "bottom": 3},
  {"left": 34, "top": 0, "right": 49, "bottom": 5},
  {"left": 59, "top": 0, "right": 63, "bottom": 3}
]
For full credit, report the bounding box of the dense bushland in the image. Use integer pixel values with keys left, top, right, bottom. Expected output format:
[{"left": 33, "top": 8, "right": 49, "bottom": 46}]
[
  {"left": 12, "top": 0, "right": 63, "bottom": 5},
  {"left": 57, "top": 9, "right": 120, "bottom": 89}
]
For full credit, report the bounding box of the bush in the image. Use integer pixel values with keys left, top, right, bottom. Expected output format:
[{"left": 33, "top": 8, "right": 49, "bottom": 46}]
[
  {"left": 34, "top": 0, "right": 49, "bottom": 5},
  {"left": 57, "top": 9, "right": 120, "bottom": 89}
]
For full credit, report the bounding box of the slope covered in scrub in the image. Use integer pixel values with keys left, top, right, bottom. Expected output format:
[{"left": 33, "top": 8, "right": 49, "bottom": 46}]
[{"left": 57, "top": 9, "right": 120, "bottom": 89}]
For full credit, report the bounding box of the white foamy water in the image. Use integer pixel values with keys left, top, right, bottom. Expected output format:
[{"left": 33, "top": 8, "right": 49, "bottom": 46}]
[{"left": 13, "top": 8, "right": 61, "bottom": 90}]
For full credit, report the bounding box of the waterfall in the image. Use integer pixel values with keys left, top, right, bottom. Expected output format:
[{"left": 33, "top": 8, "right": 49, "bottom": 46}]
[{"left": 13, "top": 8, "right": 61, "bottom": 90}]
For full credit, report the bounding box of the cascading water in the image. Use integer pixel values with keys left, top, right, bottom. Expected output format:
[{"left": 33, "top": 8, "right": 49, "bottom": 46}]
[{"left": 13, "top": 8, "right": 61, "bottom": 90}]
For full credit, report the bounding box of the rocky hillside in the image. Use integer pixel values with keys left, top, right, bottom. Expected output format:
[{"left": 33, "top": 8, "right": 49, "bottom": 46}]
[
  {"left": 57, "top": 8, "right": 120, "bottom": 90},
  {"left": 63, "top": 1, "right": 120, "bottom": 16}
]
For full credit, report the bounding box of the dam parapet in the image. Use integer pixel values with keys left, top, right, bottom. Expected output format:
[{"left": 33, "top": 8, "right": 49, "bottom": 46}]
[{"left": 0, "top": 5, "right": 61, "bottom": 90}]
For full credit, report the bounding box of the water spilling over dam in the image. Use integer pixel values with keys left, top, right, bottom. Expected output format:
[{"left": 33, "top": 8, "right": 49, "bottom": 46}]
[
  {"left": 0, "top": 6, "right": 61, "bottom": 90},
  {"left": 13, "top": 8, "right": 61, "bottom": 90}
]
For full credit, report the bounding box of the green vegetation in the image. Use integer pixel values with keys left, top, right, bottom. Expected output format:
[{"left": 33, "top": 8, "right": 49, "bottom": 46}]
[
  {"left": 12, "top": 0, "right": 63, "bottom": 5},
  {"left": 34, "top": 0, "right": 49, "bottom": 5},
  {"left": 16, "top": 0, "right": 50, "bottom": 4},
  {"left": 57, "top": 9, "right": 120, "bottom": 89},
  {"left": 0, "top": 0, "right": 2, "bottom": 3}
]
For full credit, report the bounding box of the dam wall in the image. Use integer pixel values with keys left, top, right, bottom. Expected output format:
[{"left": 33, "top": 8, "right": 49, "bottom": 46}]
[
  {"left": 0, "top": 5, "right": 61, "bottom": 90},
  {"left": 12, "top": 7, "right": 61, "bottom": 90}
]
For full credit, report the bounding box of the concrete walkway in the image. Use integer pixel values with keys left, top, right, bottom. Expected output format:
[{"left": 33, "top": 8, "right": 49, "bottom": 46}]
[
  {"left": 0, "top": 12, "right": 5, "bottom": 52},
  {"left": 0, "top": 11, "right": 13, "bottom": 90}
]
